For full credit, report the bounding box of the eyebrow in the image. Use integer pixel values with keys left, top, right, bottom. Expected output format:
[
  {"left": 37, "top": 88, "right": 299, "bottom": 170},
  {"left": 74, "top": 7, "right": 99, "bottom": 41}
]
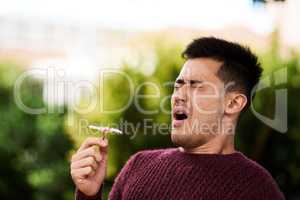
[{"left": 175, "top": 79, "right": 203, "bottom": 84}]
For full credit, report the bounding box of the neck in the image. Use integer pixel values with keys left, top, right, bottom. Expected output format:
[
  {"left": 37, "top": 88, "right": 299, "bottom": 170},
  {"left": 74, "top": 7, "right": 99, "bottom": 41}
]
[{"left": 180, "top": 134, "right": 235, "bottom": 155}]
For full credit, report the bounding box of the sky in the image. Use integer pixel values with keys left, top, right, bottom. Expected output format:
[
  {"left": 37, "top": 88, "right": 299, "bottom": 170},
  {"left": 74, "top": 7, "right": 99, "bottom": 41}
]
[{"left": 0, "top": 0, "right": 274, "bottom": 34}]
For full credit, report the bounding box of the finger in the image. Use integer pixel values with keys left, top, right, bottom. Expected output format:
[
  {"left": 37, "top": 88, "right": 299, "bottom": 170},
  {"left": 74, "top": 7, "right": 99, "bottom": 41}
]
[
  {"left": 78, "top": 137, "right": 102, "bottom": 152},
  {"left": 71, "top": 156, "right": 98, "bottom": 171},
  {"left": 99, "top": 138, "right": 108, "bottom": 153},
  {"left": 72, "top": 147, "right": 102, "bottom": 162},
  {"left": 98, "top": 139, "right": 109, "bottom": 163},
  {"left": 71, "top": 166, "right": 94, "bottom": 180}
]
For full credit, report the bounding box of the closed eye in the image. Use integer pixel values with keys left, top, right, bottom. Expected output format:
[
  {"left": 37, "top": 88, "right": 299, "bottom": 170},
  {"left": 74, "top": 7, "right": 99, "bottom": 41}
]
[
  {"left": 190, "top": 80, "right": 203, "bottom": 88},
  {"left": 174, "top": 83, "right": 182, "bottom": 89},
  {"left": 174, "top": 79, "right": 185, "bottom": 89},
  {"left": 191, "top": 83, "right": 203, "bottom": 88}
]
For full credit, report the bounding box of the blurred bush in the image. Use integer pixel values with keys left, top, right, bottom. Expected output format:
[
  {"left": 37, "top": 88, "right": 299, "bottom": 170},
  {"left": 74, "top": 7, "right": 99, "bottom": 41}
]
[{"left": 0, "top": 61, "right": 74, "bottom": 200}]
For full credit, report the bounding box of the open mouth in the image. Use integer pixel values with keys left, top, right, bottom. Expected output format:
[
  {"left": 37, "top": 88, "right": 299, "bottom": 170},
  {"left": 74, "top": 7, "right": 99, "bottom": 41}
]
[
  {"left": 174, "top": 113, "right": 188, "bottom": 120},
  {"left": 172, "top": 107, "right": 189, "bottom": 128},
  {"left": 173, "top": 108, "right": 188, "bottom": 121}
]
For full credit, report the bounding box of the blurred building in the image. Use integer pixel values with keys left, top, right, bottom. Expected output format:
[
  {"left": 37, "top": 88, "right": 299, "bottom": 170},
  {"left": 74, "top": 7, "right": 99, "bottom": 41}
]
[
  {"left": 267, "top": 0, "right": 300, "bottom": 49},
  {"left": 0, "top": 17, "right": 134, "bottom": 68},
  {"left": 0, "top": 0, "right": 299, "bottom": 69}
]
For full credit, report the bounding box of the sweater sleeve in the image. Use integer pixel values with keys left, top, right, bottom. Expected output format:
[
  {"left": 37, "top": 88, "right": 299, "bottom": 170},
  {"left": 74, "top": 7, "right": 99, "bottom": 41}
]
[
  {"left": 75, "top": 186, "right": 103, "bottom": 200},
  {"left": 75, "top": 152, "right": 142, "bottom": 200}
]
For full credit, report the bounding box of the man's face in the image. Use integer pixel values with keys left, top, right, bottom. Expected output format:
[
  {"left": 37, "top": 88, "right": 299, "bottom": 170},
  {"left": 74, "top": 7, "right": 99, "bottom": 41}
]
[{"left": 171, "top": 58, "right": 226, "bottom": 148}]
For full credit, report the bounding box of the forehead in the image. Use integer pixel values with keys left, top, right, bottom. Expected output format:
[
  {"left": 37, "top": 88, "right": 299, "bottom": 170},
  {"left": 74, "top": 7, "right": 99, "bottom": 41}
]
[{"left": 177, "top": 58, "right": 222, "bottom": 82}]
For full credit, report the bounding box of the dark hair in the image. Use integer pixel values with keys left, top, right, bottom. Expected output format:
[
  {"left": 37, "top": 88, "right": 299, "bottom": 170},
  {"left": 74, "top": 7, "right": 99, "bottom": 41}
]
[{"left": 182, "top": 37, "right": 262, "bottom": 111}]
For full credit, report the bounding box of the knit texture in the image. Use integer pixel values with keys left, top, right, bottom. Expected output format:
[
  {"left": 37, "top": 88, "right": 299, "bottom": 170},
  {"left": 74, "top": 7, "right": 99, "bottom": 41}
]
[{"left": 76, "top": 148, "right": 284, "bottom": 200}]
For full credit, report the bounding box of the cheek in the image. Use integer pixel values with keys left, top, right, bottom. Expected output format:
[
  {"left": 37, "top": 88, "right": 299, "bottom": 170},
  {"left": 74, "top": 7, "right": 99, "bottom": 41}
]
[
  {"left": 170, "top": 94, "right": 175, "bottom": 106},
  {"left": 191, "top": 97, "right": 223, "bottom": 114}
]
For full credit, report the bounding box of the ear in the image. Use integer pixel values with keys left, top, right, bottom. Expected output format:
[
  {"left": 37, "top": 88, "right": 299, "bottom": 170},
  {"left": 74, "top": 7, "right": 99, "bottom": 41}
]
[{"left": 224, "top": 92, "right": 247, "bottom": 115}]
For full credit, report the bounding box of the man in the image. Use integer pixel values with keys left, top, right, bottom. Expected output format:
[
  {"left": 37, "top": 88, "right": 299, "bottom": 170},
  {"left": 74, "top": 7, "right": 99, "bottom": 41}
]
[{"left": 70, "top": 37, "right": 284, "bottom": 199}]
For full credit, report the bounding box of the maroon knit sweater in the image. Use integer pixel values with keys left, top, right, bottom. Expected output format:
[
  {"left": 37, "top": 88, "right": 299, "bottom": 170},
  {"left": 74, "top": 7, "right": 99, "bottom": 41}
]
[{"left": 76, "top": 148, "right": 284, "bottom": 200}]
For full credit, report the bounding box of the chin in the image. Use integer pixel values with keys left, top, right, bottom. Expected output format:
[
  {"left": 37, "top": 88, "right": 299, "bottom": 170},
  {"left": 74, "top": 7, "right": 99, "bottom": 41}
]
[
  {"left": 171, "top": 130, "right": 192, "bottom": 148},
  {"left": 171, "top": 130, "right": 182, "bottom": 145},
  {"left": 171, "top": 129, "right": 206, "bottom": 148}
]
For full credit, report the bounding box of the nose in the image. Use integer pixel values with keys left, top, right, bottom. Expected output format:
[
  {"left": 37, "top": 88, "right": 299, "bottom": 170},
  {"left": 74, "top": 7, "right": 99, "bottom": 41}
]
[{"left": 172, "top": 86, "right": 187, "bottom": 105}]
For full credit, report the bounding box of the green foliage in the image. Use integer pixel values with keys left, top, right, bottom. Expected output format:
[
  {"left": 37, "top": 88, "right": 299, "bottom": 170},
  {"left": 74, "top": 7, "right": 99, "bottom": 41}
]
[{"left": 0, "top": 61, "right": 74, "bottom": 200}]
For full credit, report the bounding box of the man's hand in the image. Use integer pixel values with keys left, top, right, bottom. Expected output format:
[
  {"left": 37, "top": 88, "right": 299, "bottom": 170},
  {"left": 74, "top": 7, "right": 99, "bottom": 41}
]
[{"left": 70, "top": 136, "right": 109, "bottom": 196}]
